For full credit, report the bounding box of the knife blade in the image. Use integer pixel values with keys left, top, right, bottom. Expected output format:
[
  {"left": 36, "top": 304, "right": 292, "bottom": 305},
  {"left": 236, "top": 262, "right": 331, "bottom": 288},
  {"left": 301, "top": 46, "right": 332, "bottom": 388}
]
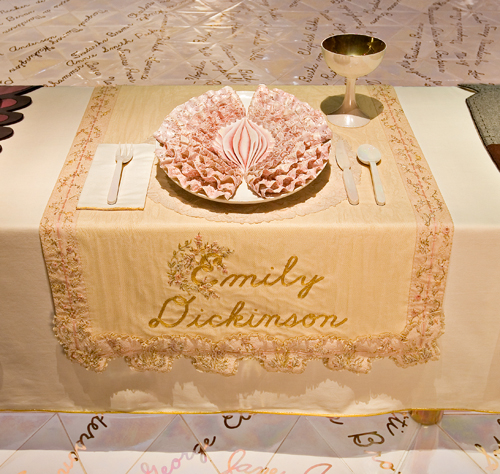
[{"left": 335, "top": 139, "right": 359, "bottom": 205}]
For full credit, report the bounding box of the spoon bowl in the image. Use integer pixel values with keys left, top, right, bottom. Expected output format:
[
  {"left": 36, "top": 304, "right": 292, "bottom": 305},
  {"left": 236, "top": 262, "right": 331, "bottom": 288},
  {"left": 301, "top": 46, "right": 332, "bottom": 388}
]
[{"left": 357, "top": 144, "right": 381, "bottom": 165}]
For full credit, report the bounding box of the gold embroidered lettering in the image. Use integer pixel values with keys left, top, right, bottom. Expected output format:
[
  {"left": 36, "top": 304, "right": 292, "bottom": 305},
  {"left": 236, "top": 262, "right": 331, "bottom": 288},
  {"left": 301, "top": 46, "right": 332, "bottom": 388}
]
[
  {"left": 191, "top": 253, "right": 223, "bottom": 287},
  {"left": 252, "top": 269, "right": 274, "bottom": 286},
  {"left": 297, "top": 275, "right": 324, "bottom": 298},
  {"left": 279, "top": 314, "right": 298, "bottom": 327},
  {"left": 318, "top": 314, "right": 330, "bottom": 327},
  {"left": 220, "top": 274, "right": 258, "bottom": 287},
  {"left": 187, "top": 310, "right": 224, "bottom": 328},
  {"left": 186, "top": 311, "right": 203, "bottom": 327},
  {"left": 150, "top": 295, "right": 196, "bottom": 328},
  {"left": 333, "top": 317, "right": 347, "bottom": 327},
  {"left": 260, "top": 313, "right": 281, "bottom": 327},
  {"left": 220, "top": 257, "right": 324, "bottom": 298},
  {"left": 151, "top": 295, "right": 347, "bottom": 330},
  {"left": 179, "top": 241, "right": 325, "bottom": 299},
  {"left": 318, "top": 315, "right": 348, "bottom": 328},
  {"left": 243, "top": 311, "right": 267, "bottom": 328},
  {"left": 214, "top": 301, "right": 246, "bottom": 327},
  {"left": 204, "top": 313, "right": 224, "bottom": 326},
  {"left": 299, "top": 314, "right": 317, "bottom": 328},
  {"left": 267, "top": 256, "right": 298, "bottom": 286}
]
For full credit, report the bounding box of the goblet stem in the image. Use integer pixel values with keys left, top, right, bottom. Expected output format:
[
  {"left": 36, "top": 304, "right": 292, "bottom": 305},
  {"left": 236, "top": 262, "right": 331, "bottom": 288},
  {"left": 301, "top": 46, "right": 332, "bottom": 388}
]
[
  {"left": 327, "top": 76, "right": 370, "bottom": 127},
  {"left": 337, "top": 77, "right": 358, "bottom": 115}
]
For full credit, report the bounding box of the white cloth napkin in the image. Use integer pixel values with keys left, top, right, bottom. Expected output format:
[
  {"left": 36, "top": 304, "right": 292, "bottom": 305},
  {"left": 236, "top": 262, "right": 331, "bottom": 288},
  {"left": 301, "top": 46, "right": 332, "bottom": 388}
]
[{"left": 77, "top": 143, "right": 155, "bottom": 210}]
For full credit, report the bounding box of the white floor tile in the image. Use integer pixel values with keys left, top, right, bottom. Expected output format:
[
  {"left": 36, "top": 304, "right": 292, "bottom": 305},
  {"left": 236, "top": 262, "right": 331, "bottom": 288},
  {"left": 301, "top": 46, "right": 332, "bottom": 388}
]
[
  {"left": 268, "top": 417, "right": 354, "bottom": 474},
  {"left": 4, "top": 410, "right": 500, "bottom": 474},
  {"left": 129, "top": 415, "right": 220, "bottom": 474},
  {"left": 0, "top": 412, "right": 54, "bottom": 467},
  {"left": 0, "top": 414, "right": 86, "bottom": 474},
  {"left": 59, "top": 413, "right": 175, "bottom": 474},
  {"left": 441, "top": 413, "right": 500, "bottom": 473},
  {"left": 182, "top": 413, "right": 298, "bottom": 473},
  {"left": 400, "top": 424, "right": 486, "bottom": 474},
  {"left": 308, "top": 412, "right": 419, "bottom": 474}
]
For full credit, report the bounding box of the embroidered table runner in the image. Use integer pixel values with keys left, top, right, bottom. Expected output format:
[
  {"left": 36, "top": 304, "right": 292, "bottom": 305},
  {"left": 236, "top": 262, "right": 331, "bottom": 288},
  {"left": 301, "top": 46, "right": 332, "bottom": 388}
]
[{"left": 40, "top": 85, "right": 453, "bottom": 375}]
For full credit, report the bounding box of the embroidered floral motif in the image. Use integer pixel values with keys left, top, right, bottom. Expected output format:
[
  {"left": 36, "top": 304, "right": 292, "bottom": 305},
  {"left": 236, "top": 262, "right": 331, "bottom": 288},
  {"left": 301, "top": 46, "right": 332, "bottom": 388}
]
[
  {"left": 167, "top": 233, "right": 233, "bottom": 299},
  {"left": 40, "top": 86, "right": 120, "bottom": 371},
  {"left": 371, "top": 84, "right": 453, "bottom": 368}
]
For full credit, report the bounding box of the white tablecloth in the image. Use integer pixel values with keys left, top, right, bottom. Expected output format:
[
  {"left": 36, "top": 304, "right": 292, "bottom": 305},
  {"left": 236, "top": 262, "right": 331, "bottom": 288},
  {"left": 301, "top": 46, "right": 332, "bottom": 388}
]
[{"left": 1, "top": 86, "right": 499, "bottom": 415}]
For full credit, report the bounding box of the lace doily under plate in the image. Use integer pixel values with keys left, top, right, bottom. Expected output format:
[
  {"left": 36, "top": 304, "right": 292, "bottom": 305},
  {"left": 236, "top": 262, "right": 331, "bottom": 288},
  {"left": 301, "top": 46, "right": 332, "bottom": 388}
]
[{"left": 147, "top": 136, "right": 361, "bottom": 224}]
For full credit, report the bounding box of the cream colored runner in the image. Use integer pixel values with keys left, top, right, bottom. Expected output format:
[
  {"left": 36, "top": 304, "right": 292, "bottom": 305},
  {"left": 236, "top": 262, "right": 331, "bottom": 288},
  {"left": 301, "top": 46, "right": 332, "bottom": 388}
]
[{"left": 40, "top": 85, "right": 453, "bottom": 375}]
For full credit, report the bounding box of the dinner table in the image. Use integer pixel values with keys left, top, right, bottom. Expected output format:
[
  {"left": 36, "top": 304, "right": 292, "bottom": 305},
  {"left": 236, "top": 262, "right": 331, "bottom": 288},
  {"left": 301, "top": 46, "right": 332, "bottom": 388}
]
[{"left": 0, "top": 82, "right": 499, "bottom": 419}]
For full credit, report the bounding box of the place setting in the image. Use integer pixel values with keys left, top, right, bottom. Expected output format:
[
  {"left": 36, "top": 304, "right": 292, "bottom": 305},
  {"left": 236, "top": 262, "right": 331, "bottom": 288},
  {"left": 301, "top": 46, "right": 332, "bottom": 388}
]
[
  {"left": 147, "top": 83, "right": 360, "bottom": 223},
  {"left": 149, "top": 34, "right": 389, "bottom": 212},
  {"left": 70, "top": 34, "right": 393, "bottom": 220},
  {"left": 153, "top": 34, "right": 390, "bottom": 219}
]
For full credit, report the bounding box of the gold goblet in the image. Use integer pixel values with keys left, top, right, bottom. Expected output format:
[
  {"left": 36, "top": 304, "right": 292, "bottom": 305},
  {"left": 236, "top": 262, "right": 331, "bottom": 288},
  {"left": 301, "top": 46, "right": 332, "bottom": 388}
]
[{"left": 321, "top": 34, "right": 386, "bottom": 128}]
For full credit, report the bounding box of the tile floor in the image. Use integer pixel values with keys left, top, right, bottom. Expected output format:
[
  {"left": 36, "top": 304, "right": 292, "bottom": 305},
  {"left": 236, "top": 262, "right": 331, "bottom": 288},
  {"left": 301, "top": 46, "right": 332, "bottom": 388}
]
[
  {"left": 2, "top": 411, "right": 500, "bottom": 473},
  {"left": 1, "top": 0, "right": 499, "bottom": 87}
]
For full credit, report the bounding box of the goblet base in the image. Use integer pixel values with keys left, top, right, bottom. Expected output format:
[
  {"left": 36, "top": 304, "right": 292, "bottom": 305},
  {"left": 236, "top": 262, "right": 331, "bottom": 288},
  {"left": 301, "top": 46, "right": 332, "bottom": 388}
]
[{"left": 326, "top": 108, "right": 370, "bottom": 128}]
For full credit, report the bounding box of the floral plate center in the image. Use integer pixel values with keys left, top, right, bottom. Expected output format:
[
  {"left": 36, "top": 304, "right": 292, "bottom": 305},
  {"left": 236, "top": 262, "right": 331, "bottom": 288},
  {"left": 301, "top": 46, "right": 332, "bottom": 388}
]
[{"left": 213, "top": 117, "right": 275, "bottom": 173}]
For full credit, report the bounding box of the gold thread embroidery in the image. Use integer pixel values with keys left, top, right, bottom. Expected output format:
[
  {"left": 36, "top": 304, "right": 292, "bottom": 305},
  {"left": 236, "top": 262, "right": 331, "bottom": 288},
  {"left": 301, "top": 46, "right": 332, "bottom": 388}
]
[
  {"left": 170, "top": 238, "right": 325, "bottom": 300},
  {"left": 150, "top": 295, "right": 347, "bottom": 330},
  {"left": 218, "top": 256, "right": 325, "bottom": 299},
  {"left": 149, "top": 295, "right": 197, "bottom": 328},
  {"left": 168, "top": 234, "right": 232, "bottom": 299},
  {"left": 40, "top": 86, "right": 120, "bottom": 372},
  {"left": 371, "top": 84, "right": 453, "bottom": 368}
]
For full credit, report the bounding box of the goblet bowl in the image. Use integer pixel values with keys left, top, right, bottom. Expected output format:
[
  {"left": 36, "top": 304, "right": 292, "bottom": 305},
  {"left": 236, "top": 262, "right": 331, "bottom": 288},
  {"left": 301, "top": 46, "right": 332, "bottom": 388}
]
[{"left": 321, "top": 34, "right": 386, "bottom": 127}]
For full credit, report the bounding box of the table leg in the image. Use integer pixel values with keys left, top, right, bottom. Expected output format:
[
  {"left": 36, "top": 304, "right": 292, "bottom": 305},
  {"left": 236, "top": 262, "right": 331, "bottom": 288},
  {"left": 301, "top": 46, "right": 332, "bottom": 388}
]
[{"left": 409, "top": 410, "right": 444, "bottom": 425}]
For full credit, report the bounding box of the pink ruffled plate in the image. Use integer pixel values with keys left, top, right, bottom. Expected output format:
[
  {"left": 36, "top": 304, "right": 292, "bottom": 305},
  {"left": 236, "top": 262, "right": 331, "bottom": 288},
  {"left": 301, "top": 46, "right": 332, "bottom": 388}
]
[{"left": 154, "top": 86, "right": 332, "bottom": 204}]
